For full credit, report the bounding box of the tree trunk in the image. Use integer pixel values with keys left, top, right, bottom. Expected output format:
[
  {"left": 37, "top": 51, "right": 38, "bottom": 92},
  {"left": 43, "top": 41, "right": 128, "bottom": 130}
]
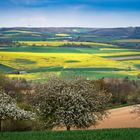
[
  {"left": 0, "top": 119, "right": 1, "bottom": 132},
  {"left": 67, "top": 126, "right": 70, "bottom": 131}
]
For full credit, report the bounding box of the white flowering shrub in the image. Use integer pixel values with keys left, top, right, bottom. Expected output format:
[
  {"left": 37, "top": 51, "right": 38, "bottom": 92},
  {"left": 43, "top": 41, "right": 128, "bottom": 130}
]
[
  {"left": 132, "top": 105, "right": 140, "bottom": 117},
  {"left": 0, "top": 89, "right": 35, "bottom": 131},
  {"left": 35, "top": 77, "right": 111, "bottom": 130}
]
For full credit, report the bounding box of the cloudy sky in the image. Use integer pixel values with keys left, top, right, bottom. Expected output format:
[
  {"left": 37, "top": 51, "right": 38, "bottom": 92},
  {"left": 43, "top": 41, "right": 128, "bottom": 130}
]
[{"left": 0, "top": 0, "right": 140, "bottom": 27}]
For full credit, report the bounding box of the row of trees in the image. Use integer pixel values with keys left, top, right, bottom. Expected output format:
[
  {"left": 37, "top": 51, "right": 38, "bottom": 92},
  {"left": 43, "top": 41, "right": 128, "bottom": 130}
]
[
  {"left": 0, "top": 74, "right": 112, "bottom": 131},
  {"left": 0, "top": 73, "right": 140, "bottom": 131},
  {"left": 100, "top": 77, "right": 140, "bottom": 105}
]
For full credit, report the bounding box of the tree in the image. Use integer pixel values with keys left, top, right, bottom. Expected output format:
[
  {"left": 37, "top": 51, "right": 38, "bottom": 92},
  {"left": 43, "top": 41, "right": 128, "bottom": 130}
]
[
  {"left": 133, "top": 105, "right": 140, "bottom": 116},
  {"left": 34, "top": 77, "right": 111, "bottom": 130},
  {"left": 0, "top": 89, "right": 35, "bottom": 131},
  {"left": 0, "top": 73, "right": 32, "bottom": 102},
  {"left": 137, "top": 74, "right": 140, "bottom": 79},
  {"left": 132, "top": 88, "right": 140, "bottom": 117}
]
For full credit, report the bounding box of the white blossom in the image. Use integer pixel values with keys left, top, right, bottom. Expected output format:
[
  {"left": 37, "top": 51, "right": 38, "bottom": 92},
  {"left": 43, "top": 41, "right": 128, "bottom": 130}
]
[
  {"left": 35, "top": 77, "right": 111, "bottom": 130},
  {"left": 0, "top": 90, "right": 35, "bottom": 121}
]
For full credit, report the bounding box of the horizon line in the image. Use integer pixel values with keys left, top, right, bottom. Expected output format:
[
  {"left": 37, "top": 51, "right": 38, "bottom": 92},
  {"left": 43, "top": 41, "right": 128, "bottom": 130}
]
[{"left": 0, "top": 26, "right": 140, "bottom": 29}]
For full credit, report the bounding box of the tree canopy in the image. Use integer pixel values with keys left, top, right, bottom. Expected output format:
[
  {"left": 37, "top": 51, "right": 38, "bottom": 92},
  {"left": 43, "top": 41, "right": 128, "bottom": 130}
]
[
  {"left": 34, "top": 77, "right": 111, "bottom": 130},
  {"left": 0, "top": 89, "right": 35, "bottom": 131}
]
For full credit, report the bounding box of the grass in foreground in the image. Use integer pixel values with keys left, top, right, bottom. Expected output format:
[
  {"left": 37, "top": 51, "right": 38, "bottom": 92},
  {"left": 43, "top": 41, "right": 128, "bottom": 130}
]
[{"left": 0, "top": 128, "right": 140, "bottom": 140}]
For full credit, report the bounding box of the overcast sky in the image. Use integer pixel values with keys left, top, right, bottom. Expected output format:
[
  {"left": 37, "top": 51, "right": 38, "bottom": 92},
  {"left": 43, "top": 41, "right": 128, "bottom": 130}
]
[{"left": 0, "top": 0, "right": 140, "bottom": 27}]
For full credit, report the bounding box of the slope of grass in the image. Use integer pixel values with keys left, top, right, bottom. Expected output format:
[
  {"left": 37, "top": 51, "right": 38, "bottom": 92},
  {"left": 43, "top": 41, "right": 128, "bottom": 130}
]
[
  {"left": 1, "top": 47, "right": 139, "bottom": 54},
  {"left": 114, "top": 39, "right": 140, "bottom": 42},
  {"left": 0, "top": 129, "right": 140, "bottom": 140},
  {"left": 0, "top": 64, "right": 15, "bottom": 72},
  {"left": 0, "top": 47, "right": 82, "bottom": 53}
]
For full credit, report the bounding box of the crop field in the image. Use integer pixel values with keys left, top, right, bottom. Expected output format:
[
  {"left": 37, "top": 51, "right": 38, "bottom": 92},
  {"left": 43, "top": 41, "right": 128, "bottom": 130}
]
[
  {"left": 0, "top": 52, "right": 132, "bottom": 69},
  {"left": 0, "top": 28, "right": 140, "bottom": 81},
  {"left": 0, "top": 50, "right": 139, "bottom": 80},
  {"left": 18, "top": 41, "right": 114, "bottom": 47},
  {"left": 55, "top": 33, "right": 70, "bottom": 37},
  {"left": 0, "top": 129, "right": 140, "bottom": 140},
  {"left": 114, "top": 39, "right": 140, "bottom": 42},
  {"left": 94, "top": 51, "right": 140, "bottom": 57}
]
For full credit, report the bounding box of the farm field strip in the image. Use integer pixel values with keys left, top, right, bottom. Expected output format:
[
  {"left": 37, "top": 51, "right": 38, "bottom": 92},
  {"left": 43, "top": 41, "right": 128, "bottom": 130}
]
[
  {"left": 18, "top": 41, "right": 114, "bottom": 47},
  {"left": 119, "top": 60, "right": 140, "bottom": 65},
  {"left": 55, "top": 33, "right": 70, "bottom": 37},
  {"left": 108, "top": 56, "right": 140, "bottom": 60},
  {"left": 6, "top": 69, "right": 140, "bottom": 80},
  {"left": 94, "top": 51, "right": 140, "bottom": 57},
  {"left": 4, "top": 29, "right": 41, "bottom": 34},
  {"left": 0, "top": 47, "right": 135, "bottom": 54},
  {"left": 114, "top": 39, "right": 140, "bottom": 42},
  {"left": 99, "top": 48, "right": 130, "bottom": 51},
  {"left": 8, "top": 71, "right": 61, "bottom": 80}
]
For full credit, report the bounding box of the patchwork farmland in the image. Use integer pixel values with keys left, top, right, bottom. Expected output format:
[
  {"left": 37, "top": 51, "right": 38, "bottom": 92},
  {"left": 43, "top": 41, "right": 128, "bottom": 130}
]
[{"left": 0, "top": 28, "right": 140, "bottom": 81}]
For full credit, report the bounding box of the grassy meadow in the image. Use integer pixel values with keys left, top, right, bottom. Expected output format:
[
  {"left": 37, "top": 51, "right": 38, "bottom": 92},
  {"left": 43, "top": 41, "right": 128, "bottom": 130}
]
[{"left": 0, "top": 129, "right": 140, "bottom": 140}]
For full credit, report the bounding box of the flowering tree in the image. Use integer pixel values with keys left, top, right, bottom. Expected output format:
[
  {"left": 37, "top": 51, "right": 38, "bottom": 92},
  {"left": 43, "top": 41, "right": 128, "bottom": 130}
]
[
  {"left": 132, "top": 90, "right": 140, "bottom": 117},
  {"left": 0, "top": 89, "right": 35, "bottom": 131},
  {"left": 34, "top": 77, "right": 111, "bottom": 130}
]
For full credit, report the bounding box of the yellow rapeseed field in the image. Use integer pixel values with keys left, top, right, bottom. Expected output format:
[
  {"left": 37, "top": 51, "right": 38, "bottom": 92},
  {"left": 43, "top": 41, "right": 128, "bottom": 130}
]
[
  {"left": 8, "top": 72, "right": 61, "bottom": 80},
  {"left": 5, "top": 30, "right": 39, "bottom": 34},
  {"left": 121, "top": 60, "right": 140, "bottom": 65},
  {"left": 18, "top": 41, "right": 114, "bottom": 47},
  {"left": 55, "top": 34, "right": 70, "bottom": 37},
  {"left": 0, "top": 52, "right": 131, "bottom": 70}
]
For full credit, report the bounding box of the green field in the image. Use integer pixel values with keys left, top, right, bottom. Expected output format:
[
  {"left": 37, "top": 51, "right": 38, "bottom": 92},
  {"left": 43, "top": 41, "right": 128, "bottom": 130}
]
[
  {"left": 0, "top": 129, "right": 140, "bottom": 140},
  {"left": 0, "top": 28, "right": 140, "bottom": 81}
]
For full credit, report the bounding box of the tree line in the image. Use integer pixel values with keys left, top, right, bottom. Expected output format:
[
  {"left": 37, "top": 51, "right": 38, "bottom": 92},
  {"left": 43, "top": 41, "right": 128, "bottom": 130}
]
[{"left": 0, "top": 73, "right": 139, "bottom": 131}]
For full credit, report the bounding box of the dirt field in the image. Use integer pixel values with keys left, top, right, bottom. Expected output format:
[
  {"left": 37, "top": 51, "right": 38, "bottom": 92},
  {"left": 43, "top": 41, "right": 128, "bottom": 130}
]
[
  {"left": 54, "top": 106, "right": 140, "bottom": 131},
  {"left": 92, "top": 106, "right": 140, "bottom": 129},
  {"left": 109, "top": 56, "right": 140, "bottom": 60}
]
